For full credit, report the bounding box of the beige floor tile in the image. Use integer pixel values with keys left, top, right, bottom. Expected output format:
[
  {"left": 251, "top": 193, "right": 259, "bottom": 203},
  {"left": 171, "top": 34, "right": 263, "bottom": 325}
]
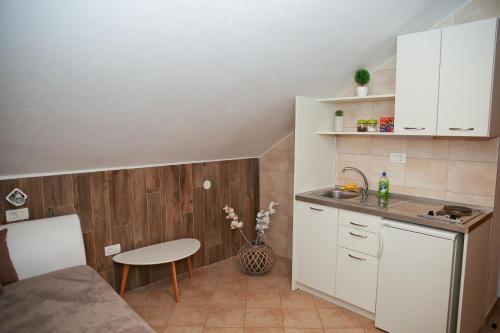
[
  {"left": 318, "top": 308, "right": 361, "bottom": 329},
  {"left": 282, "top": 308, "right": 322, "bottom": 329},
  {"left": 163, "top": 327, "right": 204, "bottom": 333},
  {"left": 313, "top": 297, "right": 341, "bottom": 309},
  {"left": 244, "top": 328, "right": 285, "bottom": 333},
  {"left": 135, "top": 305, "right": 173, "bottom": 327},
  {"left": 280, "top": 290, "right": 316, "bottom": 308},
  {"left": 212, "top": 291, "right": 247, "bottom": 307},
  {"left": 184, "top": 276, "right": 218, "bottom": 291},
  {"left": 144, "top": 290, "right": 178, "bottom": 307},
  {"left": 206, "top": 305, "right": 246, "bottom": 328},
  {"left": 176, "top": 292, "right": 215, "bottom": 307},
  {"left": 247, "top": 276, "right": 280, "bottom": 291},
  {"left": 246, "top": 291, "right": 281, "bottom": 308},
  {"left": 245, "top": 307, "right": 284, "bottom": 328},
  {"left": 285, "top": 328, "right": 324, "bottom": 333},
  {"left": 204, "top": 328, "right": 244, "bottom": 333},
  {"left": 216, "top": 277, "right": 248, "bottom": 292},
  {"left": 168, "top": 306, "right": 209, "bottom": 327},
  {"left": 323, "top": 329, "right": 364, "bottom": 333},
  {"left": 123, "top": 290, "right": 149, "bottom": 306},
  {"left": 363, "top": 328, "right": 384, "bottom": 333}
]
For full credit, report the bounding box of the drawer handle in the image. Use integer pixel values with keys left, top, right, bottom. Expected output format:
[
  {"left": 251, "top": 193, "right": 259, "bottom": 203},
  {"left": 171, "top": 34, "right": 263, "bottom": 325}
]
[
  {"left": 404, "top": 127, "right": 426, "bottom": 130},
  {"left": 348, "top": 253, "right": 367, "bottom": 261},
  {"left": 349, "top": 232, "right": 367, "bottom": 238},
  {"left": 349, "top": 221, "right": 368, "bottom": 228},
  {"left": 309, "top": 207, "right": 323, "bottom": 212},
  {"left": 449, "top": 127, "right": 474, "bottom": 131}
]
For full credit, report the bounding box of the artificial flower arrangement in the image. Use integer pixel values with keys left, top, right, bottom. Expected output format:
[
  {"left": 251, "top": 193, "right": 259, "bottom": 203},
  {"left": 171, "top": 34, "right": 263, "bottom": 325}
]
[{"left": 222, "top": 201, "right": 279, "bottom": 245}]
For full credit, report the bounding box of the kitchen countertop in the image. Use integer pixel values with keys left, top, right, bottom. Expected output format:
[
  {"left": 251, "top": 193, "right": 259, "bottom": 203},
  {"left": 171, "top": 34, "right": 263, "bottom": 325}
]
[{"left": 295, "top": 188, "right": 493, "bottom": 233}]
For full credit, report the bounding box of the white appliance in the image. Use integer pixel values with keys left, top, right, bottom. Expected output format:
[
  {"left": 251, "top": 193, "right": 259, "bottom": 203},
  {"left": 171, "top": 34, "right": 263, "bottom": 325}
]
[{"left": 375, "top": 220, "right": 463, "bottom": 333}]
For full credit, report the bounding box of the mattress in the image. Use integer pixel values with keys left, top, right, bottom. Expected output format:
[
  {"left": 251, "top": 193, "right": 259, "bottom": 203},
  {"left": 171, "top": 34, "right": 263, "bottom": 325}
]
[{"left": 0, "top": 265, "right": 154, "bottom": 333}]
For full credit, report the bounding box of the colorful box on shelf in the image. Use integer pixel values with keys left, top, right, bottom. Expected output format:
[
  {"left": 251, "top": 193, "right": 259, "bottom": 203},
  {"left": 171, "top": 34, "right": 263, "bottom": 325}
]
[{"left": 380, "top": 117, "right": 394, "bottom": 132}]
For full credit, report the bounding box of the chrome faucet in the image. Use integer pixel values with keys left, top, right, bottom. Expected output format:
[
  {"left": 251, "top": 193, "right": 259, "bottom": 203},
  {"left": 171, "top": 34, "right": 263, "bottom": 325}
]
[{"left": 341, "top": 167, "right": 369, "bottom": 203}]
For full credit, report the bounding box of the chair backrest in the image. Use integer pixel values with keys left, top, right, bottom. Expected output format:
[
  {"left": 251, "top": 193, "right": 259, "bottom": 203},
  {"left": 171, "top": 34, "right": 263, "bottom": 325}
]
[{"left": 0, "top": 214, "right": 86, "bottom": 279}]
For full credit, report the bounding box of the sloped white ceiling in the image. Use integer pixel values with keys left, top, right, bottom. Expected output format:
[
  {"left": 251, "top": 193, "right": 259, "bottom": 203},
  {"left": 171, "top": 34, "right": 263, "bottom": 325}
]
[{"left": 0, "top": 0, "right": 466, "bottom": 177}]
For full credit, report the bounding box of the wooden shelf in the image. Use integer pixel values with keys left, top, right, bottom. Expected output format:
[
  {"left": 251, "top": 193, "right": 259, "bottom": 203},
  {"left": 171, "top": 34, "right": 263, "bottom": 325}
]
[
  {"left": 316, "top": 131, "right": 395, "bottom": 136},
  {"left": 317, "top": 94, "right": 395, "bottom": 103}
]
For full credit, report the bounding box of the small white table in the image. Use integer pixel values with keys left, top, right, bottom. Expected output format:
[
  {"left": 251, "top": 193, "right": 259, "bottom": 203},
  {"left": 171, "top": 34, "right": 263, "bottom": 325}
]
[{"left": 113, "top": 238, "right": 200, "bottom": 302}]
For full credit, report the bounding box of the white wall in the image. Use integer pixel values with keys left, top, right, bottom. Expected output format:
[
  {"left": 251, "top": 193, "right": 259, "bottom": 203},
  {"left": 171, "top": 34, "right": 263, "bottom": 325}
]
[{"left": 0, "top": 0, "right": 465, "bottom": 177}]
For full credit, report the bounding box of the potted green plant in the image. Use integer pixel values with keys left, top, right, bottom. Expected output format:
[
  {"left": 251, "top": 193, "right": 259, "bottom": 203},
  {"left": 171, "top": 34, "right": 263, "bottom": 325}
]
[
  {"left": 335, "top": 110, "right": 344, "bottom": 132},
  {"left": 355, "top": 68, "right": 370, "bottom": 97}
]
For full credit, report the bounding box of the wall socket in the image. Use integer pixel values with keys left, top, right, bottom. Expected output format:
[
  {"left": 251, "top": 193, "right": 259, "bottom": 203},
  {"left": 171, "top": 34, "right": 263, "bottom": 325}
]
[
  {"left": 390, "top": 153, "right": 407, "bottom": 163},
  {"left": 104, "top": 244, "right": 121, "bottom": 256},
  {"left": 5, "top": 208, "right": 29, "bottom": 223}
]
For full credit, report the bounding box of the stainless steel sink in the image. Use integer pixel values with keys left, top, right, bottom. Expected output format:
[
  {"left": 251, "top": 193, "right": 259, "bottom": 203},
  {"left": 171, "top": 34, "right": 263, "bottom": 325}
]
[{"left": 318, "top": 188, "right": 361, "bottom": 200}]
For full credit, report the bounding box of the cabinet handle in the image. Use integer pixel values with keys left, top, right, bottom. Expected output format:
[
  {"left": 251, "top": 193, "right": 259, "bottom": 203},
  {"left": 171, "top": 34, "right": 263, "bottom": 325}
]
[
  {"left": 404, "top": 127, "right": 426, "bottom": 130},
  {"left": 379, "top": 228, "right": 385, "bottom": 258},
  {"left": 349, "top": 221, "right": 368, "bottom": 228},
  {"left": 348, "top": 253, "right": 367, "bottom": 261},
  {"left": 349, "top": 232, "right": 367, "bottom": 238},
  {"left": 309, "top": 207, "right": 323, "bottom": 212},
  {"left": 449, "top": 127, "right": 474, "bottom": 131}
]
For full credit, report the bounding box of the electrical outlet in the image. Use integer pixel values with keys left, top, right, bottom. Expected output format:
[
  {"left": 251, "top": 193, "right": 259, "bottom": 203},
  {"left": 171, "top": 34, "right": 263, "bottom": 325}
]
[
  {"left": 390, "top": 153, "right": 406, "bottom": 163},
  {"left": 104, "top": 244, "right": 121, "bottom": 256},
  {"left": 5, "top": 208, "right": 29, "bottom": 223}
]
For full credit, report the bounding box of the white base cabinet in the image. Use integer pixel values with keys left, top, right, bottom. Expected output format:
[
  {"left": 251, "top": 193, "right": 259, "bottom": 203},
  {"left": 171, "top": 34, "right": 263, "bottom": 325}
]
[
  {"left": 295, "top": 201, "right": 338, "bottom": 296},
  {"left": 336, "top": 247, "right": 379, "bottom": 313}
]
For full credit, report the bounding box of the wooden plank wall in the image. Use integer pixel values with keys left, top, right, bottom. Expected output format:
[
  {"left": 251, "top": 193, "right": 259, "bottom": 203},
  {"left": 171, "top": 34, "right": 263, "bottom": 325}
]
[{"left": 0, "top": 159, "right": 259, "bottom": 291}]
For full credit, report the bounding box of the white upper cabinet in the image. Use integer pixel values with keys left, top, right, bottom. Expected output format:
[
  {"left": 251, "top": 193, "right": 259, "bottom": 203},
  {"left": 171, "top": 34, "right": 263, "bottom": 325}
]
[
  {"left": 395, "top": 18, "right": 500, "bottom": 137},
  {"left": 395, "top": 29, "right": 441, "bottom": 136},
  {"left": 437, "top": 18, "right": 498, "bottom": 136}
]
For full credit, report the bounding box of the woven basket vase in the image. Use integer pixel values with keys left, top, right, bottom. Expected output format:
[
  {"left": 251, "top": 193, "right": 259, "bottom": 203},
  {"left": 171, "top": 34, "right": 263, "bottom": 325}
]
[{"left": 237, "top": 241, "right": 275, "bottom": 275}]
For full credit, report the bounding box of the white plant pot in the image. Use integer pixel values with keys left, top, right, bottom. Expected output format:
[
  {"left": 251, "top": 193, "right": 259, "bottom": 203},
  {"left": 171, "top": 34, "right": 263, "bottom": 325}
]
[
  {"left": 335, "top": 116, "right": 344, "bottom": 132},
  {"left": 357, "top": 86, "right": 368, "bottom": 97}
]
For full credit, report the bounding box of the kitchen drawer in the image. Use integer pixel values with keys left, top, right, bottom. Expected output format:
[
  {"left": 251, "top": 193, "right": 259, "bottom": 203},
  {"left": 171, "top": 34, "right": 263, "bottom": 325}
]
[
  {"left": 339, "top": 209, "right": 381, "bottom": 234},
  {"left": 336, "top": 247, "right": 378, "bottom": 313},
  {"left": 338, "top": 225, "right": 379, "bottom": 257}
]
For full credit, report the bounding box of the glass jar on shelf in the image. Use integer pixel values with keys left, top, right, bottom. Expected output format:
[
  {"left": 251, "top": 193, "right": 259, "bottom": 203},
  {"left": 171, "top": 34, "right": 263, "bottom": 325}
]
[
  {"left": 366, "top": 119, "right": 378, "bottom": 132},
  {"left": 357, "top": 120, "right": 368, "bottom": 132}
]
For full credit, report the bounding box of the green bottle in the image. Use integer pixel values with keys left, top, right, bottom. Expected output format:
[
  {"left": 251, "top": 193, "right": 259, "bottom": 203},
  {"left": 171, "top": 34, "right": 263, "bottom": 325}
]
[{"left": 378, "top": 171, "right": 390, "bottom": 197}]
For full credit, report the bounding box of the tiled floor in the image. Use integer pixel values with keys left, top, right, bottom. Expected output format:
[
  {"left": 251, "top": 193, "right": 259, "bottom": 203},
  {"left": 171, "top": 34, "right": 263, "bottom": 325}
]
[
  {"left": 124, "top": 257, "right": 381, "bottom": 333},
  {"left": 125, "top": 256, "right": 500, "bottom": 333}
]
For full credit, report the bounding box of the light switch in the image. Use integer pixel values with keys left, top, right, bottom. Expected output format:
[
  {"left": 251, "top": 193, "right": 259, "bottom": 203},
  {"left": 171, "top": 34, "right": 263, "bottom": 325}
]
[
  {"left": 104, "top": 244, "right": 121, "bottom": 256},
  {"left": 5, "top": 208, "right": 29, "bottom": 223},
  {"left": 390, "top": 153, "right": 407, "bottom": 163}
]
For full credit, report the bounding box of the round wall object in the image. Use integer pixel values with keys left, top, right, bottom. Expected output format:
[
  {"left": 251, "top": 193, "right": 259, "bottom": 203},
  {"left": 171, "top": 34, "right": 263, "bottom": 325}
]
[{"left": 203, "top": 180, "right": 211, "bottom": 190}]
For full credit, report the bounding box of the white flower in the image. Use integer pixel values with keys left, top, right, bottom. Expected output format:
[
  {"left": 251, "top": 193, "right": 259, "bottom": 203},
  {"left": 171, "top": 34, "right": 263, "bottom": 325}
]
[{"left": 230, "top": 220, "right": 244, "bottom": 229}]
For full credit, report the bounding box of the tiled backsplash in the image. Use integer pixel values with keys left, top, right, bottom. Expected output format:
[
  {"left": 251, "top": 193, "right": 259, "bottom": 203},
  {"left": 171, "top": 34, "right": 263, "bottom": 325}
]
[{"left": 336, "top": 136, "right": 499, "bottom": 207}]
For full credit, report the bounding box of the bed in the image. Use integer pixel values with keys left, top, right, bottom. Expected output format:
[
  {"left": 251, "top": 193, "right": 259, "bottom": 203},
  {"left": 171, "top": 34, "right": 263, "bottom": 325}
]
[{"left": 0, "top": 215, "right": 154, "bottom": 333}]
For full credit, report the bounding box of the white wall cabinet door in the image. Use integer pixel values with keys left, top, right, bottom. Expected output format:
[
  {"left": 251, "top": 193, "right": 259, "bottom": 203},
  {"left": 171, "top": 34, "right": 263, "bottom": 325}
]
[
  {"left": 394, "top": 29, "right": 441, "bottom": 136},
  {"left": 437, "top": 18, "right": 498, "bottom": 137},
  {"left": 296, "top": 201, "right": 338, "bottom": 296}
]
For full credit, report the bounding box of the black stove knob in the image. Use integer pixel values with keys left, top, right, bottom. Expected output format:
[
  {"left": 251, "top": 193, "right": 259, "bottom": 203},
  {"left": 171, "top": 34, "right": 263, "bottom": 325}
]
[{"left": 428, "top": 211, "right": 434, "bottom": 216}]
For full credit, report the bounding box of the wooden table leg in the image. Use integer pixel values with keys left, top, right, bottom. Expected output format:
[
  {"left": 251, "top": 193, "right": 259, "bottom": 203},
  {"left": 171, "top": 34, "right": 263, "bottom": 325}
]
[
  {"left": 170, "top": 261, "right": 180, "bottom": 303},
  {"left": 187, "top": 256, "right": 193, "bottom": 279},
  {"left": 120, "top": 264, "right": 129, "bottom": 297}
]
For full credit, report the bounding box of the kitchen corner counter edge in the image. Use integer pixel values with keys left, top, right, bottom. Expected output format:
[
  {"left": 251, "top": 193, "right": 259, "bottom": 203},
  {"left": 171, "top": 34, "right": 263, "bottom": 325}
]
[{"left": 295, "top": 189, "right": 492, "bottom": 234}]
